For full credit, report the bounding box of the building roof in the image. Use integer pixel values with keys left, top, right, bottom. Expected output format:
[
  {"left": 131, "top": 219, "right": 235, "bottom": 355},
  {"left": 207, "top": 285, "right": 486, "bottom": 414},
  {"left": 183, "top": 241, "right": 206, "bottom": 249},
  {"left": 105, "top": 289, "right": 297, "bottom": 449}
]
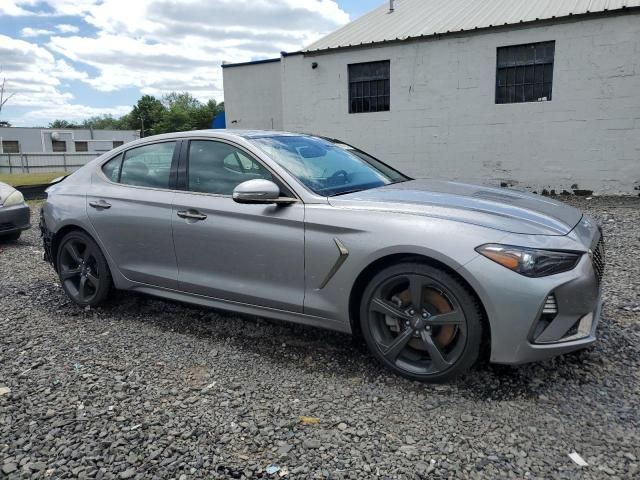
[
  {"left": 304, "top": 0, "right": 640, "bottom": 52},
  {"left": 221, "top": 58, "right": 281, "bottom": 69}
]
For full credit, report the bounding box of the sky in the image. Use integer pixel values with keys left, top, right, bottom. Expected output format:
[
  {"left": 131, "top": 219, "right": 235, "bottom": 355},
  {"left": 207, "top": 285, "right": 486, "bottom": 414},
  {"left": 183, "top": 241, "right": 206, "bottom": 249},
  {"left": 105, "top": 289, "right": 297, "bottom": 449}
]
[{"left": 0, "top": 0, "right": 384, "bottom": 126}]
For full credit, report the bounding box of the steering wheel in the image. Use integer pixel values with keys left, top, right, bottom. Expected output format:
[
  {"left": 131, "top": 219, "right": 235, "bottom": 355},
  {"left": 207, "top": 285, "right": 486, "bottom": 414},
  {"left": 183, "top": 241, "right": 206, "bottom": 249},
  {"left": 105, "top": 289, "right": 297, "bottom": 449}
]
[{"left": 327, "top": 169, "right": 349, "bottom": 186}]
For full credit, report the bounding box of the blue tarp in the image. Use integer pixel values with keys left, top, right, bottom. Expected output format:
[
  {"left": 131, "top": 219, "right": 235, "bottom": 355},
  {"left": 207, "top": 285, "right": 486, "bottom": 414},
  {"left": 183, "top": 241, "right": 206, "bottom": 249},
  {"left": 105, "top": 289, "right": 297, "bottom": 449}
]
[{"left": 211, "top": 111, "right": 226, "bottom": 129}]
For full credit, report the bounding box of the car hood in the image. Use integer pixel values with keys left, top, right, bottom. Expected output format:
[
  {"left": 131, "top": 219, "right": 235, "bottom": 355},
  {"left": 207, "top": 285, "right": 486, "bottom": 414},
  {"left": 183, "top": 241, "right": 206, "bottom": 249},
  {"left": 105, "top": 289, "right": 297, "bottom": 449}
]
[{"left": 328, "top": 179, "right": 583, "bottom": 236}]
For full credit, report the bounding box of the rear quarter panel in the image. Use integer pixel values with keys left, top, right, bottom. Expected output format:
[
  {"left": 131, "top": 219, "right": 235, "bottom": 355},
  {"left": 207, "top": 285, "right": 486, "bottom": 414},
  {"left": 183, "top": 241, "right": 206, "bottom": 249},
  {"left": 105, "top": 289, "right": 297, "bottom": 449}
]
[{"left": 42, "top": 164, "right": 129, "bottom": 287}]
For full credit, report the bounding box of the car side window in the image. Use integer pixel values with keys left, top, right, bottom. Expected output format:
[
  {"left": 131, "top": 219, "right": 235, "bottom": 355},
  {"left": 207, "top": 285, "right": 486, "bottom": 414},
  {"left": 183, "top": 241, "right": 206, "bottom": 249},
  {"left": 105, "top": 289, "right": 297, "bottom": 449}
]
[
  {"left": 187, "top": 140, "right": 274, "bottom": 195},
  {"left": 119, "top": 142, "right": 176, "bottom": 189},
  {"left": 101, "top": 153, "right": 123, "bottom": 182}
]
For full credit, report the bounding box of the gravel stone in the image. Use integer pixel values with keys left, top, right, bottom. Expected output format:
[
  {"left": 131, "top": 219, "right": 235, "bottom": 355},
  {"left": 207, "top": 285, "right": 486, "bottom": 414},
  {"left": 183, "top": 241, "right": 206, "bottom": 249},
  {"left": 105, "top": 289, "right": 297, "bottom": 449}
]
[
  {"left": 119, "top": 468, "right": 136, "bottom": 479},
  {"left": 303, "top": 439, "right": 321, "bottom": 449},
  {"left": 0, "top": 198, "right": 638, "bottom": 479},
  {"left": 2, "top": 463, "right": 18, "bottom": 474}
]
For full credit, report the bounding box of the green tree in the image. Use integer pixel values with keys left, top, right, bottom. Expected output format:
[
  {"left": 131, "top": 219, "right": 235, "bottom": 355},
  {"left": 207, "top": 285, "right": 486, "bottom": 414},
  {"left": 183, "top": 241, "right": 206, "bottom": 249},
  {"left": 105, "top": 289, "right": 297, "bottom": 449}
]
[
  {"left": 45, "top": 92, "right": 224, "bottom": 135},
  {"left": 129, "top": 95, "right": 166, "bottom": 137},
  {"left": 48, "top": 119, "right": 78, "bottom": 129},
  {"left": 153, "top": 93, "right": 223, "bottom": 134},
  {"left": 81, "top": 114, "right": 126, "bottom": 130}
]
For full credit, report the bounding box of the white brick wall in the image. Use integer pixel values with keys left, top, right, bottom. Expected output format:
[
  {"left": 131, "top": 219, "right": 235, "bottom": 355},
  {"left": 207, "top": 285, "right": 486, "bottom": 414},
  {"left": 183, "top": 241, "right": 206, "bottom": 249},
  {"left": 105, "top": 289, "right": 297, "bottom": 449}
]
[
  {"left": 222, "top": 61, "right": 283, "bottom": 131},
  {"left": 226, "top": 13, "right": 640, "bottom": 194}
]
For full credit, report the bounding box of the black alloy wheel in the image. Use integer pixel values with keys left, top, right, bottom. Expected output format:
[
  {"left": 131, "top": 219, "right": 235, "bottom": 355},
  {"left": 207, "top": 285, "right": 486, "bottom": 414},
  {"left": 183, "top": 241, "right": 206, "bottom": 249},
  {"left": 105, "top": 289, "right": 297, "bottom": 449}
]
[
  {"left": 360, "top": 262, "right": 483, "bottom": 382},
  {"left": 57, "top": 231, "right": 111, "bottom": 306}
]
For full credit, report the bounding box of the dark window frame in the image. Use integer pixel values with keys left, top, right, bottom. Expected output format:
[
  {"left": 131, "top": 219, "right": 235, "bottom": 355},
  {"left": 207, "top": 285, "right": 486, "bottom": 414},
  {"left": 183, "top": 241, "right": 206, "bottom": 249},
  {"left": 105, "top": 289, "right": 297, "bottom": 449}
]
[
  {"left": 496, "top": 41, "right": 555, "bottom": 104},
  {"left": 52, "top": 140, "right": 67, "bottom": 152},
  {"left": 2, "top": 140, "right": 20, "bottom": 153},
  {"left": 75, "top": 141, "right": 88, "bottom": 152},
  {"left": 113, "top": 141, "right": 124, "bottom": 148},
  {"left": 348, "top": 60, "right": 390, "bottom": 114}
]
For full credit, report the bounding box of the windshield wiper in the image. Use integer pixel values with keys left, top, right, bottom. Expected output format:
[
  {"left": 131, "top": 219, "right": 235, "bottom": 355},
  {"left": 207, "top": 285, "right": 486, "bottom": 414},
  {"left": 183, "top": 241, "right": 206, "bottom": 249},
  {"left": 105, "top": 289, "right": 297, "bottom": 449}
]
[
  {"left": 330, "top": 180, "right": 407, "bottom": 197},
  {"left": 330, "top": 188, "right": 368, "bottom": 197}
]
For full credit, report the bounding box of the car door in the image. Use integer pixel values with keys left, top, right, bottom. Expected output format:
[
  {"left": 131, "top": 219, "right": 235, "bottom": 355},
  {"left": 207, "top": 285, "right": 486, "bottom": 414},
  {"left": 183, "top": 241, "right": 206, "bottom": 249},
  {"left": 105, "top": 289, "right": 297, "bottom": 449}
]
[
  {"left": 171, "top": 138, "right": 305, "bottom": 312},
  {"left": 86, "top": 140, "right": 180, "bottom": 289}
]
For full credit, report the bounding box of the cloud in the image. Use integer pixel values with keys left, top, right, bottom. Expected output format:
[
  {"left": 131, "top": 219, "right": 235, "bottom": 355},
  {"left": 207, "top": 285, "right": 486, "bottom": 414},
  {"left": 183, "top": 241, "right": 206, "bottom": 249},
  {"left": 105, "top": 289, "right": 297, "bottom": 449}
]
[
  {"left": 12, "top": 103, "right": 132, "bottom": 125},
  {"left": 0, "top": 34, "right": 86, "bottom": 108},
  {"left": 1, "top": 0, "right": 351, "bottom": 125},
  {"left": 56, "top": 24, "right": 80, "bottom": 34},
  {"left": 45, "top": 0, "right": 349, "bottom": 101},
  {"left": 0, "top": 0, "right": 38, "bottom": 16},
  {"left": 20, "top": 27, "right": 56, "bottom": 38}
]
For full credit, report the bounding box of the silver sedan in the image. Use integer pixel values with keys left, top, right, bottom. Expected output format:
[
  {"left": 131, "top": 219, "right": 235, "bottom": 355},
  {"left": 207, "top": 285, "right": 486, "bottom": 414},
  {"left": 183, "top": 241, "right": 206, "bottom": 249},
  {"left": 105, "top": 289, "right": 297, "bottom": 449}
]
[{"left": 40, "top": 131, "right": 604, "bottom": 382}]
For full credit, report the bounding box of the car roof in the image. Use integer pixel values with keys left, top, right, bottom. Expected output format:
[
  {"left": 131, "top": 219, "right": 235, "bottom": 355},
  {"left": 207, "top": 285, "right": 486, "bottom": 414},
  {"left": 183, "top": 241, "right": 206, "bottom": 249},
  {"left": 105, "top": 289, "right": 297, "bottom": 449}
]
[{"left": 143, "top": 129, "right": 310, "bottom": 141}]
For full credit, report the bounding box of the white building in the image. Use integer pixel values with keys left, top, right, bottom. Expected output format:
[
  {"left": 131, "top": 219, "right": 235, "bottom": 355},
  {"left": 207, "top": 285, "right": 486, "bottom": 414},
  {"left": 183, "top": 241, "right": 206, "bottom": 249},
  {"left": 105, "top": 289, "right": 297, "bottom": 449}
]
[
  {"left": 0, "top": 127, "right": 139, "bottom": 154},
  {"left": 222, "top": 0, "right": 640, "bottom": 194}
]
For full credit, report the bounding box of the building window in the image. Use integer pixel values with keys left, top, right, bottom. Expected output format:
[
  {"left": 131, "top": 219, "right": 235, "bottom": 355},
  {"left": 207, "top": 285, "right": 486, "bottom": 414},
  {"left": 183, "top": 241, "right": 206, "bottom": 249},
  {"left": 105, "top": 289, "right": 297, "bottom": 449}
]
[
  {"left": 1, "top": 141, "right": 20, "bottom": 153},
  {"left": 348, "top": 60, "right": 390, "bottom": 114},
  {"left": 75, "top": 141, "right": 88, "bottom": 152},
  {"left": 52, "top": 140, "right": 66, "bottom": 152},
  {"left": 496, "top": 41, "right": 555, "bottom": 104},
  {"left": 113, "top": 141, "right": 124, "bottom": 148}
]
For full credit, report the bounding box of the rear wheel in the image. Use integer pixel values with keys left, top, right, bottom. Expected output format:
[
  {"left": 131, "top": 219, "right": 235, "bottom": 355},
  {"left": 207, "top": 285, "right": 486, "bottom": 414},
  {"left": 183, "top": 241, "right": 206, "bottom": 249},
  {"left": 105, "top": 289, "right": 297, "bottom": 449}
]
[
  {"left": 360, "top": 262, "right": 483, "bottom": 382},
  {"left": 56, "top": 231, "right": 111, "bottom": 306}
]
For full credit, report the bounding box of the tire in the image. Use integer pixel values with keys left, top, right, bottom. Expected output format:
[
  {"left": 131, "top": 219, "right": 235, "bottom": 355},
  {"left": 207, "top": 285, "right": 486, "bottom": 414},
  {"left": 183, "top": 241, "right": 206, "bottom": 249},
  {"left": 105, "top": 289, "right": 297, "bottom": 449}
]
[
  {"left": 56, "top": 230, "right": 112, "bottom": 307},
  {"left": 359, "top": 262, "right": 483, "bottom": 383},
  {"left": 0, "top": 231, "right": 21, "bottom": 242}
]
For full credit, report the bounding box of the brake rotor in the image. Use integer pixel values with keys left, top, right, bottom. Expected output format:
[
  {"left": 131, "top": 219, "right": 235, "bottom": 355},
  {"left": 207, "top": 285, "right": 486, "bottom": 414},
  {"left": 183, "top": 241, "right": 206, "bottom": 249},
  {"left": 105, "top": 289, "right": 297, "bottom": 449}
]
[{"left": 386, "top": 287, "right": 457, "bottom": 349}]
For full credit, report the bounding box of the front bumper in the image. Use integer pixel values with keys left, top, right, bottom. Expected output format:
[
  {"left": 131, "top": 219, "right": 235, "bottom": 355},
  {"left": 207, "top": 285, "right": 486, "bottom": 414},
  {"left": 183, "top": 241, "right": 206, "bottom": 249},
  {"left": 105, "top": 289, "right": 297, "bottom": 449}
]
[
  {"left": 462, "top": 230, "right": 603, "bottom": 365},
  {"left": 39, "top": 207, "right": 54, "bottom": 265},
  {"left": 0, "top": 202, "right": 31, "bottom": 236}
]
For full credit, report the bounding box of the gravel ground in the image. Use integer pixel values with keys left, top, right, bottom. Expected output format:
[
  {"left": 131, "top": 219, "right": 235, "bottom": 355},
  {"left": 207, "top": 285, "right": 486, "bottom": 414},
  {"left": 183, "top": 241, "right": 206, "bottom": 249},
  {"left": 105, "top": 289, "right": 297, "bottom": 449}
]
[{"left": 1, "top": 197, "right": 639, "bottom": 480}]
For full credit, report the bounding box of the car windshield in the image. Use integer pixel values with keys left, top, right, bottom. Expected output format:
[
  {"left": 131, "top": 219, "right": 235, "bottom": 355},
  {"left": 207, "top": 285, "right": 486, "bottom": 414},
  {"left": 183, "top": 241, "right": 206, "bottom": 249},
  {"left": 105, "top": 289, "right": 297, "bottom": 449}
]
[{"left": 248, "top": 135, "right": 409, "bottom": 196}]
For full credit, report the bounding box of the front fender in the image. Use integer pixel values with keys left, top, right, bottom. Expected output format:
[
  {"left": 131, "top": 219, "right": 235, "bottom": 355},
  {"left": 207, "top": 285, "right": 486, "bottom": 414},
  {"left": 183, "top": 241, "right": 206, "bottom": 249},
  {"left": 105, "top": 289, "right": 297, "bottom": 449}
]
[{"left": 302, "top": 204, "right": 509, "bottom": 327}]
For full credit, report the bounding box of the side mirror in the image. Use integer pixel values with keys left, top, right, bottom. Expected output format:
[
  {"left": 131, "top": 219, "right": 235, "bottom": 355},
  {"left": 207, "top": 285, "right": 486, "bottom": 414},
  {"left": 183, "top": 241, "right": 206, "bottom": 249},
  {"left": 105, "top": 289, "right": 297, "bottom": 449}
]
[{"left": 232, "top": 179, "right": 296, "bottom": 205}]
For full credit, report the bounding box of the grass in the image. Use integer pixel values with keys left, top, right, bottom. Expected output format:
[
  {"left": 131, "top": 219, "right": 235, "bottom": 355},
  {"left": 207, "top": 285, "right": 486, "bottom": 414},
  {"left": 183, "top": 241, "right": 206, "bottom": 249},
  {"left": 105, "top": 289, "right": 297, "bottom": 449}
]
[{"left": 0, "top": 172, "right": 69, "bottom": 187}]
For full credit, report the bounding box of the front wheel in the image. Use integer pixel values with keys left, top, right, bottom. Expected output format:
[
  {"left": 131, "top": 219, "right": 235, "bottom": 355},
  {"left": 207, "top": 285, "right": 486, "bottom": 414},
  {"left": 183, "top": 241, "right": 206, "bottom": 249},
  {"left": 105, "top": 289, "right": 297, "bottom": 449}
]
[
  {"left": 360, "top": 262, "right": 483, "bottom": 383},
  {"left": 56, "top": 231, "right": 112, "bottom": 306}
]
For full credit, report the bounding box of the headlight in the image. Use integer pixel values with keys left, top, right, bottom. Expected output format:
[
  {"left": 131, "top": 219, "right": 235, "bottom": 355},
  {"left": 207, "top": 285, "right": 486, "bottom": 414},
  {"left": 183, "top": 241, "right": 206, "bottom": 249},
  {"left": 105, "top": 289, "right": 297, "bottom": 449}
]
[
  {"left": 3, "top": 190, "right": 25, "bottom": 207},
  {"left": 475, "top": 244, "right": 582, "bottom": 277}
]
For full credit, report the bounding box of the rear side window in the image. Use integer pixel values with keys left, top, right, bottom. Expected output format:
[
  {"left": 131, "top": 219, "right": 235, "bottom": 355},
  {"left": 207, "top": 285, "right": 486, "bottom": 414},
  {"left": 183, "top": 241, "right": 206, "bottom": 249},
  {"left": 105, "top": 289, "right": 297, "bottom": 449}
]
[
  {"left": 102, "top": 153, "right": 123, "bottom": 182},
  {"left": 120, "top": 142, "right": 176, "bottom": 189}
]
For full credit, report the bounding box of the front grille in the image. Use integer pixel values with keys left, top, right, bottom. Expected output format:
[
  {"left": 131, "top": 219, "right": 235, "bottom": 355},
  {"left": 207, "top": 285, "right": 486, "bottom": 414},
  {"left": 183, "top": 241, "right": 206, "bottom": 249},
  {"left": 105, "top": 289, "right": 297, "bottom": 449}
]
[{"left": 591, "top": 235, "right": 605, "bottom": 286}]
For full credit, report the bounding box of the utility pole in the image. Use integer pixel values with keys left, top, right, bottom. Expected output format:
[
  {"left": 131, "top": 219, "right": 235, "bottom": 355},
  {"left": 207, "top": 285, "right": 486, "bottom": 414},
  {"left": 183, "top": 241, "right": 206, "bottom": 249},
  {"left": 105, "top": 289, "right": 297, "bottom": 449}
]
[{"left": 140, "top": 116, "right": 145, "bottom": 138}]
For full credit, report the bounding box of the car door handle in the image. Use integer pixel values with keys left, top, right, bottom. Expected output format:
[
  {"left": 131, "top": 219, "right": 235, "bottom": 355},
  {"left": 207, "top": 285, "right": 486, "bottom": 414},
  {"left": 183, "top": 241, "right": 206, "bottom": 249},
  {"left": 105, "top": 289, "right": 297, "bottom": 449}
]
[
  {"left": 89, "top": 200, "right": 111, "bottom": 209},
  {"left": 177, "top": 210, "right": 207, "bottom": 221}
]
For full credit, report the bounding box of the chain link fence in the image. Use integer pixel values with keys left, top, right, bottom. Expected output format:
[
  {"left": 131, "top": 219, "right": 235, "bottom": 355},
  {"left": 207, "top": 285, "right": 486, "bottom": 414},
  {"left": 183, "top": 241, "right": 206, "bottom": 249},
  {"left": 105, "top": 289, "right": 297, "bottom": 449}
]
[{"left": 0, "top": 152, "right": 102, "bottom": 175}]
